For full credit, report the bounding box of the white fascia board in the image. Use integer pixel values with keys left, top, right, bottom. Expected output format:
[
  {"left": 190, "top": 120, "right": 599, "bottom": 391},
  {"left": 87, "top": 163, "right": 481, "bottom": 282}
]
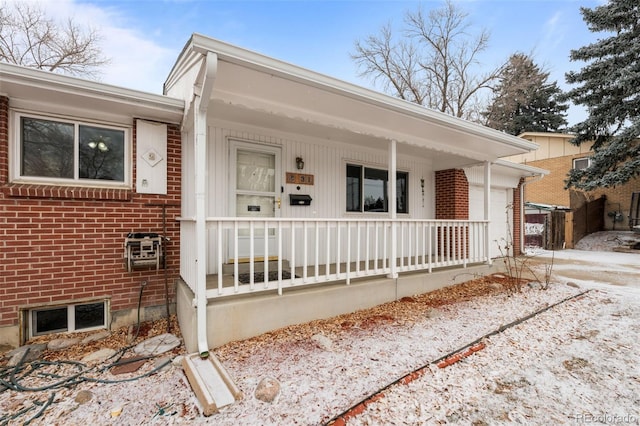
[
  {"left": 494, "top": 159, "right": 549, "bottom": 176},
  {"left": 185, "top": 33, "right": 538, "bottom": 154},
  {"left": 1, "top": 62, "right": 184, "bottom": 122},
  {"left": 517, "top": 131, "right": 575, "bottom": 139}
]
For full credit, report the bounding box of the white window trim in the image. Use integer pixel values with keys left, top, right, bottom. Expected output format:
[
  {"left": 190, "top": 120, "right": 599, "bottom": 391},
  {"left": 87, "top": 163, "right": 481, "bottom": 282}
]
[
  {"left": 345, "top": 162, "right": 410, "bottom": 215},
  {"left": 572, "top": 157, "right": 592, "bottom": 170},
  {"left": 11, "top": 110, "right": 131, "bottom": 188},
  {"left": 28, "top": 300, "right": 108, "bottom": 338}
]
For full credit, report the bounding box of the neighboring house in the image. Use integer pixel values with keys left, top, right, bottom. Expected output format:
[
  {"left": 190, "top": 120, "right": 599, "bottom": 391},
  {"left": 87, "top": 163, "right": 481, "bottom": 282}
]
[
  {"left": 507, "top": 132, "right": 640, "bottom": 236},
  {"left": 0, "top": 33, "right": 543, "bottom": 352}
]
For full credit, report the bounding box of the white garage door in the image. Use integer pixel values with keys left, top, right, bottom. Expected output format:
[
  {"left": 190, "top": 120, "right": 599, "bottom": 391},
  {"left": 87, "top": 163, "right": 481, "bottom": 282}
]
[{"left": 469, "top": 186, "right": 513, "bottom": 258}]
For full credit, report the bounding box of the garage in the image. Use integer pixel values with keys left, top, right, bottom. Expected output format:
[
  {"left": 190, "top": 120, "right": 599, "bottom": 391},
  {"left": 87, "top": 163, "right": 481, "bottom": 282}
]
[
  {"left": 464, "top": 160, "right": 547, "bottom": 259},
  {"left": 468, "top": 186, "right": 513, "bottom": 258}
]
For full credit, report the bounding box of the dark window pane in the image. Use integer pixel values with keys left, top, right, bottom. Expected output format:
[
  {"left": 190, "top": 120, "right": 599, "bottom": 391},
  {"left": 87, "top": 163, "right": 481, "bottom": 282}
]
[
  {"left": 79, "top": 125, "right": 125, "bottom": 181},
  {"left": 346, "top": 164, "right": 361, "bottom": 212},
  {"left": 34, "top": 307, "right": 68, "bottom": 335},
  {"left": 397, "top": 172, "right": 408, "bottom": 214},
  {"left": 75, "top": 302, "right": 105, "bottom": 329},
  {"left": 21, "top": 117, "right": 74, "bottom": 178},
  {"left": 364, "top": 167, "right": 388, "bottom": 212}
]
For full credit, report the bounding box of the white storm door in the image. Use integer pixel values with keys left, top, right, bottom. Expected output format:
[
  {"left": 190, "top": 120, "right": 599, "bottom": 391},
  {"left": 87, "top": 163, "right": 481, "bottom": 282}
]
[{"left": 229, "top": 141, "right": 281, "bottom": 261}]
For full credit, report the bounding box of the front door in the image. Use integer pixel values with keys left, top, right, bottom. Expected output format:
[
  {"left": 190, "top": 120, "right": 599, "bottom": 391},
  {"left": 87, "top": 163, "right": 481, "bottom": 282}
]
[{"left": 229, "top": 141, "right": 281, "bottom": 261}]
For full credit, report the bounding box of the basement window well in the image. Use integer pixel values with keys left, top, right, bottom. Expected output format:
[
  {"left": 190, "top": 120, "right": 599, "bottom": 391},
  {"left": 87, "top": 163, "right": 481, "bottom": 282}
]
[{"left": 28, "top": 300, "right": 108, "bottom": 338}]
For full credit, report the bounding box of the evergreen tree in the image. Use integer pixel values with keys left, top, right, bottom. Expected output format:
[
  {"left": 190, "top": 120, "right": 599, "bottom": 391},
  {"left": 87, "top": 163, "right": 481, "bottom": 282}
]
[
  {"left": 564, "top": 0, "right": 640, "bottom": 190},
  {"left": 483, "top": 53, "right": 568, "bottom": 135}
]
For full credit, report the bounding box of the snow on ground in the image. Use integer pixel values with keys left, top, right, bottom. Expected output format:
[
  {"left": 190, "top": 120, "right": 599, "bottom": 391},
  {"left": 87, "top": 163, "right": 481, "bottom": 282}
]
[
  {"left": 349, "top": 288, "right": 640, "bottom": 425},
  {"left": 2, "top": 231, "right": 639, "bottom": 425}
]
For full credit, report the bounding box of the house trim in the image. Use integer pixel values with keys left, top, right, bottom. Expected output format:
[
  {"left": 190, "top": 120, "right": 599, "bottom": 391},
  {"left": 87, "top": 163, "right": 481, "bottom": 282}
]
[
  {"left": 166, "top": 34, "right": 539, "bottom": 161},
  {"left": 0, "top": 62, "right": 184, "bottom": 125}
]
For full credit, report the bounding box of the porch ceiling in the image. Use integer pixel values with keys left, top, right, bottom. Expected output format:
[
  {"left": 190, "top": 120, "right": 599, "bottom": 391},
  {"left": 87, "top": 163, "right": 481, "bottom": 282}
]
[
  {"left": 205, "top": 57, "right": 534, "bottom": 169},
  {"left": 210, "top": 100, "right": 478, "bottom": 170},
  {"left": 168, "top": 34, "right": 539, "bottom": 170}
]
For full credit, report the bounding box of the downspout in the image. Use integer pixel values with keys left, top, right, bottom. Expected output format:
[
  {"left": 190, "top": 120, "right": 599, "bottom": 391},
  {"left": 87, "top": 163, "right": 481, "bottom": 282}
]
[
  {"left": 519, "top": 173, "right": 545, "bottom": 254},
  {"left": 484, "top": 161, "right": 492, "bottom": 265},
  {"left": 194, "top": 52, "right": 217, "bottom": 357}
]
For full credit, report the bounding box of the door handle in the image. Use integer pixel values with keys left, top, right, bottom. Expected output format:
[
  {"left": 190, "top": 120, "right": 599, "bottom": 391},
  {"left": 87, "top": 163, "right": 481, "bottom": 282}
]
[{"left": 276, "top": 198, "right": 281, "bottom": 209}]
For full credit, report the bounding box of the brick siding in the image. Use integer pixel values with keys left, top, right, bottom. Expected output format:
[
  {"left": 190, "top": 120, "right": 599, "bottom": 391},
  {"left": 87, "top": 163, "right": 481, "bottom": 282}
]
[
  {"left": 524, "top": 156, "right": 640, "bottom": 230},
  {"left": 435, "top": 168, "right": 523, "bottom": 256},
  {"left": 435, "top": 169, "right": 469, "bottom": 220},
  {"left": 513, "top": 180, "right": 523, "bottom": 255},
  {"left": 0, "top": 96, "right": 181, "bottom": 329}
]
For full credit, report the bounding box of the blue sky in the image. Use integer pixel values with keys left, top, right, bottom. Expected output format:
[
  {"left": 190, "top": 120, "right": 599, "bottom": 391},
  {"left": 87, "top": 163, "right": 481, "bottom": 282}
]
[{"left": 32, "top": 0, "right": 603, "bottom": 124}]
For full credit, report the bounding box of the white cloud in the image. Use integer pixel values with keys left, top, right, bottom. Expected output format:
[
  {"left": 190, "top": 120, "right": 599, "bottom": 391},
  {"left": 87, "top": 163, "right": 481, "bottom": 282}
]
[
  {"left": 8, "top": 0, "right": 175, "bottom": 94},
  {"left": 542, "top": 10, "right": 565, "bottom": 51}
]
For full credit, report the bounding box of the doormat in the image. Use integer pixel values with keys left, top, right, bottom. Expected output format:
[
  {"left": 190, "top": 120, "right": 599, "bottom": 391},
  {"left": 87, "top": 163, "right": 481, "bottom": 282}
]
[{"left": 237, "top": 270, "right": 293, "bottom": 284}]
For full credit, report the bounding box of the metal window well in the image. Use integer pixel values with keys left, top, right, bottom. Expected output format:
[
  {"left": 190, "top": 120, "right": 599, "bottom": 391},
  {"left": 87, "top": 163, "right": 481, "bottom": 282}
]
[{"left": 124, "top": 232, "right": 163, "bottom": 272}]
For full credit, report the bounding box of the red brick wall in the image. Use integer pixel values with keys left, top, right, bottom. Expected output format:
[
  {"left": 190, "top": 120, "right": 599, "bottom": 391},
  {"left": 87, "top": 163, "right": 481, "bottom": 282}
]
[
  {"left": 435, "top": 169, "right": 469, "bottom": 220},
  {"left": 435, "top": 169, "right": 469, "bottom": 257},
  {"left": 0, "top": 95, "right": 181, "bottom": 330},
  {"left": 512, "top": 180, "right": 523, "bottom": 255}
]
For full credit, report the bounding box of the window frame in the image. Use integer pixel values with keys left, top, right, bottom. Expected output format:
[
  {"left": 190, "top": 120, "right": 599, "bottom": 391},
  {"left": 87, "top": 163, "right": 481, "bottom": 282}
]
[
  {"left": 572, "top": 157, "right": 592, "bottom": 170},
  {"left": 346, "top": 163, "right": 409, "bottom": 214},
  {"left": 12, "top": 111, "right": 131, "bottom": 187},
  {"left": 28, "top": 300, "right": 108, "bottom": 338}
]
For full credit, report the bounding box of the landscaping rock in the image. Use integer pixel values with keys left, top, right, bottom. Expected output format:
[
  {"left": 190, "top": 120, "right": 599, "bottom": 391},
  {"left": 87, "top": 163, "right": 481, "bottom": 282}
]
[
  {"left": 171, "top": 355, "right": 185, "bottom": 367},
  {"left": 311, "top": 333, "right": 333, "bottom": 351},
  {"left": 154, "top": 356, "right": 173, "bottom": 373},
  {"left": 111, "top": 357, "right": 147, "bottom": 375},
  {"left": 75, "top": 390, "right": 94, "bottom": 404},
  {"left": 255, "top": 377, "right": 280, "bottom": 403},
  {"left": 81, "top": 348, "right": 117, "bottom": 364},
  {"left": 133, "top": 333, "right": 181, "bottom": 356},
  {"left": 6, "top": 343, "right": 47, "bottom": 366},
  {"left": 567, "top": 282, "right": 580, "bottom": 288},
  {"left": 426, "top": 308, "right": 441, "bottom": 319},
  {"left": 81, "top": 330, "right": 111, "bottom": 345},
  {"left": 48, "top": 338, "right": 80, "bottom": 351}
]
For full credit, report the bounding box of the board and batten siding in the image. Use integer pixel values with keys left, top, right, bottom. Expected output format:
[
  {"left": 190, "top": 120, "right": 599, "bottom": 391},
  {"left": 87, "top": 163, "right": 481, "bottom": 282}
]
[{"left": 202, "top": 122, "right": 435, "bottom": 272}]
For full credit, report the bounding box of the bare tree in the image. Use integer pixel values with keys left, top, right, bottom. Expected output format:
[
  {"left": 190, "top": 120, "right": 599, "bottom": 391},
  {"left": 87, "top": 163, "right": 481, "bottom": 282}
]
[
  {"left": 0, "top": 2, "right": 108, "bottom": 77},
  {"left": 352, "top": 0, "right": 503, "bottom": 120}
]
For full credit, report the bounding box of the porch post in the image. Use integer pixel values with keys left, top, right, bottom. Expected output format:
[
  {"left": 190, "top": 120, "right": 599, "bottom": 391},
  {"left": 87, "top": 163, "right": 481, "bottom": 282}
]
[
  {"left": 388, "top": 139, "right": 398, "bottom": 278},
  {"left": 484, "top": 161, "right": 492, "bottom": 265}
]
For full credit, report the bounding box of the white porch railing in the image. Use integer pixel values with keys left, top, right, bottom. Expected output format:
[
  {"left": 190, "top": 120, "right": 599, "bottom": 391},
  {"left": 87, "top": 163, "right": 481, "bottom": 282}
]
[{"left": 179, "top": 218, "right": 489, "bottom": 299}]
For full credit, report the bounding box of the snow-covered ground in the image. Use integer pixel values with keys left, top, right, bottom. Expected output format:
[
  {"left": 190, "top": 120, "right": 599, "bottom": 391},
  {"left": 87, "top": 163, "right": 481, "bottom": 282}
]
[
  {"left": 350, "top": 231, "right": 640, "bottom": 425},
  {"left": 1, "top": 232, "right": 638, "bottom": 425}
]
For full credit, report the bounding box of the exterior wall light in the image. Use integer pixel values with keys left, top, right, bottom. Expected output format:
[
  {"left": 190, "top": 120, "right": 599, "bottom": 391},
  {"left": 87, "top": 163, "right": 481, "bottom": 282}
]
[{"left": 296, "top": 157, "right": 304, "bottom": 170}]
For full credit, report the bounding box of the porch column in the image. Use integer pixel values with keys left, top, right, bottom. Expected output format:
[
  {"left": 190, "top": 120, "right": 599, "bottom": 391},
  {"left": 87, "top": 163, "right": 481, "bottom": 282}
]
[
  {"left": 484, "top": 161, "right": 492, "bottom": 265},
  {"left": 388, "top": 139, "right": 398, "bottom": 278}
]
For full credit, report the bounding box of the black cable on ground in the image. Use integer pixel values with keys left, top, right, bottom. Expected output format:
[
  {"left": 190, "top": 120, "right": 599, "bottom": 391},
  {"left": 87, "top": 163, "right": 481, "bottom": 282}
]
[
  {"left": 0, "top": 349, "right": 174, "bottom": 424},
  {"left": 132, "top": 280, "right": 147, "bottom": 341},
  {"left": 324, "top": 289, "right": 592, "bottom": 426},
  {"left": 23, "top": 392, "right": 56, "bottom": 425}
]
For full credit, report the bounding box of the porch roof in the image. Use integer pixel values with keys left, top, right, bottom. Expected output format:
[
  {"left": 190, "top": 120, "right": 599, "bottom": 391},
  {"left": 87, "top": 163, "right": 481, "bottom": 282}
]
[
  {"left": 166, "top": 34, "right": 538, "bottom": 170},
  {"left": 0, "top": 62, "right": 184, "bottom": 124}
]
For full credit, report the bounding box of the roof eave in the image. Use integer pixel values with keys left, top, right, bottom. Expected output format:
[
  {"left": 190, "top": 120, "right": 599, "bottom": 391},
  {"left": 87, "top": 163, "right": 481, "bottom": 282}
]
[
  {"left": 172, "top": 34, "right": 538, "bottom": 155},
  {"left": 494, "top": 159, "right": 549, "bottom": 176},
  {"left": 1, "top": 62, "right": 184, "bottom": 123}
]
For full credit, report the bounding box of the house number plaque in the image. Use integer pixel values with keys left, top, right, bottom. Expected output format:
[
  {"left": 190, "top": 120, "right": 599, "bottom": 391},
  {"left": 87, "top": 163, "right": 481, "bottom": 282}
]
[{"left": 286, "top": 172, "right": 314, "bottom": 185}]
